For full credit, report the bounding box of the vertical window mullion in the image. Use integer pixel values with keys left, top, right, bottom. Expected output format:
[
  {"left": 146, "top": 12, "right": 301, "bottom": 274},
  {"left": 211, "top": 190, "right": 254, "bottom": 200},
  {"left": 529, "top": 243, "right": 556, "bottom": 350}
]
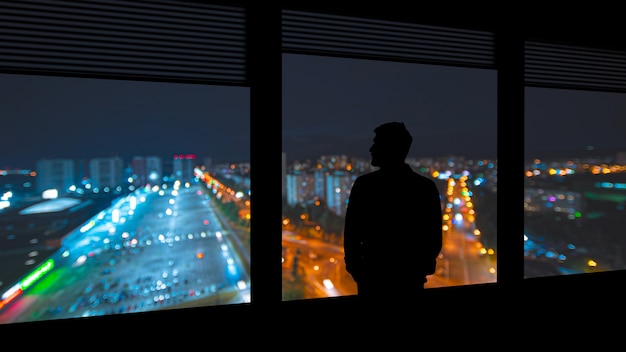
[
  {"left": 247, "top": 3, "right": 283, "bottom": 306},
  {"left": 495, "top": 28, "right": 525, "bottom": 289}
]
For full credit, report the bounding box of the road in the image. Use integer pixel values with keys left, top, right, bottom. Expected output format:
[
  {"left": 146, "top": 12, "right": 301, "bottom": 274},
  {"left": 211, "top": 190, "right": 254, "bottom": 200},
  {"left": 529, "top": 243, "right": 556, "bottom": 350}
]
[
  {"left": 281, "top": 174, "right": 497, "bottom": 301},
  {"left": 0, "top": 181, "right": 250, "bottom": 324}
]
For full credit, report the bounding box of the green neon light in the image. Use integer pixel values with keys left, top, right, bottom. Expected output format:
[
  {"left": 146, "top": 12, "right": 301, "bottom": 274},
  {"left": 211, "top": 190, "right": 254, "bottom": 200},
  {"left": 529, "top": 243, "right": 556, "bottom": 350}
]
[{"left": 21, "top": 259, "right": 54, "bottom": 290}]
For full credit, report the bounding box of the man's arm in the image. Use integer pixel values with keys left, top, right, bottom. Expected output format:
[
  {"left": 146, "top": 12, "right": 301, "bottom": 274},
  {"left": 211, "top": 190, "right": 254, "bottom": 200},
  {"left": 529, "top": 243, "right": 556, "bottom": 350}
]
[{"left": 425, "top": 181, "right": 443, "bottom": 274}]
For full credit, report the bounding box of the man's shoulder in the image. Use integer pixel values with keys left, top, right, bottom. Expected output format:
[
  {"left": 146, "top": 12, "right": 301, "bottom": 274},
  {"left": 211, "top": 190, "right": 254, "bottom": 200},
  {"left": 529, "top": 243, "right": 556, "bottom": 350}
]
[
  {"left": 359, "top": 166, "right": 434, "bottom": 181},
  {"left": 354, "top": 165, "right": 438, "bottom": 184},
  {"left": 356, "top": 169, "right": 381, "bottom": 179},
  {"left": 354, "top": 169, "right": 384, "bottom": 184},
  {"left": 409, "top": 169, "right": 437, "bottom": 183}
]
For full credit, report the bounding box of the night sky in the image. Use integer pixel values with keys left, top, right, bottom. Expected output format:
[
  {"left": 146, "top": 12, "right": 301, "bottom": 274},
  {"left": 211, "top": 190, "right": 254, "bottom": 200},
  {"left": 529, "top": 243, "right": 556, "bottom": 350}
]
[
  {"left": 282, "top": 53, "right": 497, "bottom": 162},
  {"left": 2, "top": 53, "right": 625, "bottom": 169},
  {"left": 1, "top": 73, "right": 250, "bottom": 169},
  {"left": 525, "top": 87, "right": 626, "bottom": 157}
]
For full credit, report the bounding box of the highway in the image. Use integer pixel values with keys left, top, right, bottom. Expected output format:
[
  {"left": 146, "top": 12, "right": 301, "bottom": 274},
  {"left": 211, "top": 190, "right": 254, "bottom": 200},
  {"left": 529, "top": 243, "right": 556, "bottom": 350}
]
[
  {"left": 0, "top": 181, "right": 250, "bottom": 324},
  {"left": 281, "top": 173, "right": 497, "bottom": 301},
  {"left": 437, "top": 175, "right": 497, "bottom": 286}
]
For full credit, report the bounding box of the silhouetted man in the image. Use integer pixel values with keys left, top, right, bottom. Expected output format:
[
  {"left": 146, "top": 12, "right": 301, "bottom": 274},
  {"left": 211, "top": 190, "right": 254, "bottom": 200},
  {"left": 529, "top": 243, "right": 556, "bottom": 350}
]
[{"left": 343, "top": 122, "right": 443, "bottom": 305}]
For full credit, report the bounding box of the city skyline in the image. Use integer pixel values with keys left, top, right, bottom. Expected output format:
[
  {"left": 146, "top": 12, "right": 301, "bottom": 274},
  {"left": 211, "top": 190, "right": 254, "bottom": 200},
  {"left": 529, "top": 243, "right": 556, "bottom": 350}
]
[{"left": 2, "top": 55, "right": 626, "bottom": 170}]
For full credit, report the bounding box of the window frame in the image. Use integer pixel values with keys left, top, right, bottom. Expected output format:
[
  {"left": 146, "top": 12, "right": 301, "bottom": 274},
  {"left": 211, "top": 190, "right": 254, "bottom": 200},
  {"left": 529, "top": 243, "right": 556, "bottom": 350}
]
[
  {"left": 279, "top": 7, "right": 503, "bottom": 295},
  {"left": 0, "top": 1, "right": 625, "bottom": 324}
]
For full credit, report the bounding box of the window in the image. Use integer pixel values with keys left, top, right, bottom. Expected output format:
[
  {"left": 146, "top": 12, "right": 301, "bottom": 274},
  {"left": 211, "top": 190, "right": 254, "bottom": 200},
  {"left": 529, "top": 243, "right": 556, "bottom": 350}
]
[
  {"left": 0, "top": 1, "right": 250, "bottom": 324},
  {"left": 0, "top": 74, "right": 250, "bottom": 324},
  {"left": 2, "top": 1, "right": 623, "bottom": 330},
  {"left": 524, "top": 88, "right": 626, "bottom": 278},
  {"left": 524, "top": 41, "right": 626, "bottom": 278},
  {"left": 281, "top": 10, "right": 497, "bottom": 302}
]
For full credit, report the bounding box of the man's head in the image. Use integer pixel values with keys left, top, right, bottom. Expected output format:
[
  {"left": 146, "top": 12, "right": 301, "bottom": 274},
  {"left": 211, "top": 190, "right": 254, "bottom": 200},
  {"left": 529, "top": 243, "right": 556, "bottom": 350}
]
[{"left": 369, "top": 122, "right": 413, "bottom": 167}]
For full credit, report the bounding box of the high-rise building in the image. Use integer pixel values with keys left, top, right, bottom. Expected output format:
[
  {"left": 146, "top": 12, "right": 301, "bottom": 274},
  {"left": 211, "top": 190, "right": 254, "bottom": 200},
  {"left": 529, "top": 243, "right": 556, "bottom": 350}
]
[
  {"left": 145, "top": 156, "right": 163, "bottom": 185},
  {"left": 89, "top": 156, "right": 124, "bottom": 190},
  {"left": 172, "top": 153, "right": 196, "bottom": 182},
  {"left": 132, "top": 156, "right": 147, "bottom": 186},
  {"left": 285, "top": 172, "right": 302, "bottom": 206},
  {"left": 282, "top": 152, "right": 287, "bottom": 200},
  {"left": 313, "top": 169, "right": 326, "bottom": 200},
  {"left": 36, "top": 158, "right": 75, "bottom": 194},
  {"left": 130, "top": 156, "right": 163, "bottom": 187},
  {"left": 325, "top": 171, "right": 351, "bottom": 216}
]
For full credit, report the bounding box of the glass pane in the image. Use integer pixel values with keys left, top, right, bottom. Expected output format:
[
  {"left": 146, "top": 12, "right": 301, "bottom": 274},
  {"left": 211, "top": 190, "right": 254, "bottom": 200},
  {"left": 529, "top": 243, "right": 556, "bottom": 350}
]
[
  {"left": 524, "top": 87, "right": 626, "bottom": 278},
  {"left": 282, "top": 54, "right": 498, "bottom": 301},
  {"left": 0, "top": 74, "right": 250, "bottom": 324}
]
